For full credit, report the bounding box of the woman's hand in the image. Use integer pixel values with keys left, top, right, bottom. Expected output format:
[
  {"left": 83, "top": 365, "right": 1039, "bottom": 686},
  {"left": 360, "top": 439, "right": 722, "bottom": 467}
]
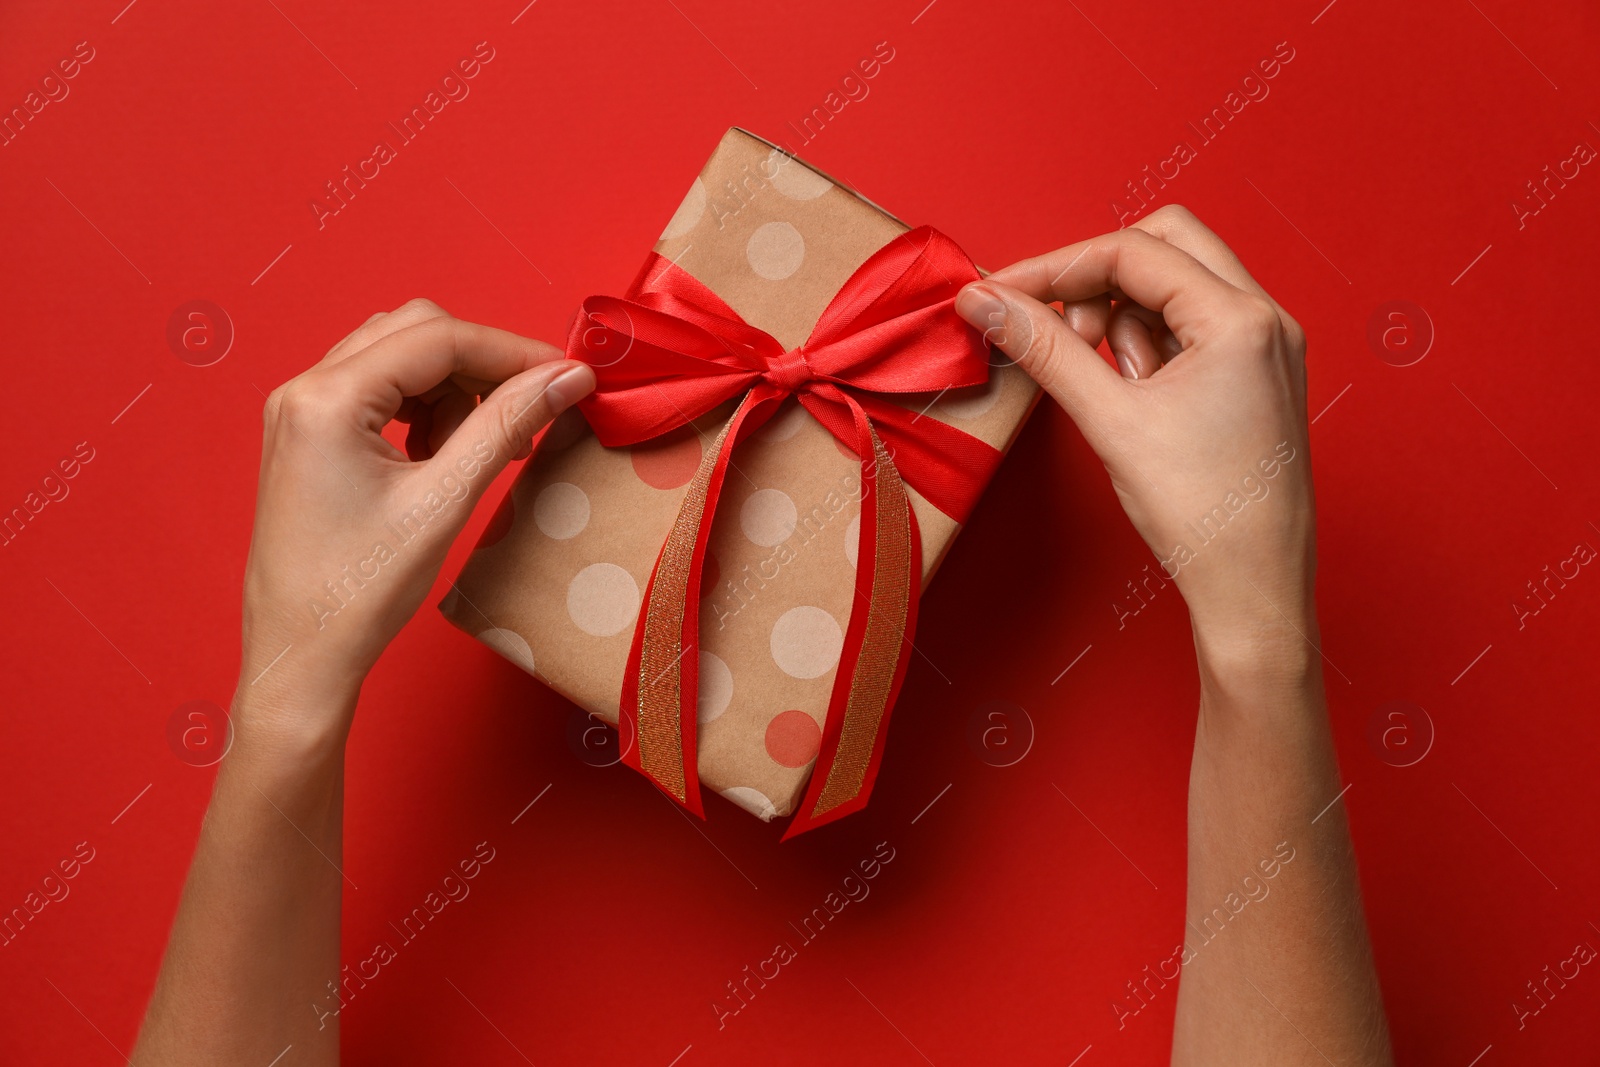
[
  {"left": 136, "top": 300, "right": 597, "bottom": 1067},
  {"left": 962, "top": 209, "right": 1391, "bottom": 1065},
  {"left": 241, "top": 298, "right": 595, "bottom": 734},
  {"left": 955, "top": 206, "right": 1313, "bottom": 669}
]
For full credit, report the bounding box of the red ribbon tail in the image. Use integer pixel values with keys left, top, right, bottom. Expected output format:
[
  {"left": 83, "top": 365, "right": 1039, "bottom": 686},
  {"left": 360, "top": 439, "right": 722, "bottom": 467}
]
[
  {"left": 782, "top": 399, "right": 922, "bottom": 839},
  {"left": 617, "top": 549, "right": 705, "bottom": 816},
  {"left": 619, "top": 387, "right": 786, "bottom": 819}
]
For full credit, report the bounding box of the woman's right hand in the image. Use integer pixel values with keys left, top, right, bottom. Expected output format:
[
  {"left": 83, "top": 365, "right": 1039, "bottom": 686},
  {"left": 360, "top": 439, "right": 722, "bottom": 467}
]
[
  {"left": 954, "top": 206, "right": 1316, "bottom": 669},
  {"left": 242, "top": 299, "right": 593, "bottom": 740}
]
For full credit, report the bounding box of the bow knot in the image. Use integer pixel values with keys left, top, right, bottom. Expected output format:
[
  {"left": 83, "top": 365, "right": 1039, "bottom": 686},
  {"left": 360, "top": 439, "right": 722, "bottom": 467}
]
[
  {"left": 564, "top": 225, "right": 1006, "bottom": 837},
  {"left": 763, "top": 346, "right": 815, "bottom": 394}
]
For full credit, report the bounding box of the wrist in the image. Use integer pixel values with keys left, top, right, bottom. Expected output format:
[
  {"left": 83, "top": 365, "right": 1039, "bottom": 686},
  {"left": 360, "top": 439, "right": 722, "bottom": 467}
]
[
  {"left": 1191, "top": 596, "right": 1325, "bottom": 717},
  {"left": 227, "top": 676, "right": 359, "bottom": 773}
]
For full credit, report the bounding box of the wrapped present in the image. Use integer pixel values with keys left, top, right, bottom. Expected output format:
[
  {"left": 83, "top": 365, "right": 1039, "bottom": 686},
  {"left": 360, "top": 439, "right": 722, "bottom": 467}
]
[{"left": 442, "top": 127, "right": 1038, "bottom": 836}]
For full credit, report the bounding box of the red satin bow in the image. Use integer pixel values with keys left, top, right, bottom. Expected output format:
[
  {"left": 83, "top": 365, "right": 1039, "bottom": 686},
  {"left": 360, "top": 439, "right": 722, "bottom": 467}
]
[{"left": 566, "top": 225, "right": 1002, "bottom": 836}]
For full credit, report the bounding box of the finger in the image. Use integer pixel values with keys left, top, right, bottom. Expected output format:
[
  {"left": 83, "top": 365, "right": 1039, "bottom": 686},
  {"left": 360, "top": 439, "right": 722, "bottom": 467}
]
[
  {"left": 1105, "top": 302, "right": 1164, "bottom": 380},
  {"left": 323, "top": 311, "right": 385, "bottom": 361},
  {"left": 955, "top": 280, "right": 1123, "bottom": 429},
  {"left": 333, "top": 317, "right": 568, "bottom": 424},
  {"left": 1117, "top": 300, "right": 1184, "bottom": 362},
  {"left": 412, "top": 373, "right": 504, "bottom": 406},
  {"left": 320, "top": 298, "right": 453, "bottom": 366},
  {"left": 427, "top": 389, "right": 477, "bottom": 457},
  {"left": 401, "top": 385, "right": 484, "bottom": 460},
  {"left": 1131, "top": 206, "right": 1306, "bottom": 354},
  {"left": 1063, "top": 295, "right": 1111, "bottom": 348},
  {"left": 985, "top": 229, "right": 1245, "bottom": 347},
  {"left": 1130, "top": 205, "right": 1270, "bottom": 300},
  {"left": 404, "top": 402, "right": 435, "bottom": 461},
  {"left": 429, "top": 360, "right": 596, "bottom": 497}
]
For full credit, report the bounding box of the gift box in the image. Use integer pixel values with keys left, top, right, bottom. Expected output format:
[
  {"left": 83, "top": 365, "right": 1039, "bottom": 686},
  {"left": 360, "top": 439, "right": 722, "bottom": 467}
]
[{"left": 442, "top": 128, "right": 1038, "bottom": 835}]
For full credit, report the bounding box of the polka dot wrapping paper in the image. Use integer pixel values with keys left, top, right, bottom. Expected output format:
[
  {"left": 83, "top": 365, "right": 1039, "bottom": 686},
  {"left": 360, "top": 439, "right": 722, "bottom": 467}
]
[{"left": 441, "top": 128, "right": 1038, "bottom": 826}]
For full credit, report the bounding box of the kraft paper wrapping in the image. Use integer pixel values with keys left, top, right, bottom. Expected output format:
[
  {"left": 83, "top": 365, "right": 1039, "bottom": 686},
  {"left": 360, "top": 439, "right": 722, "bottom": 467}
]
[{"left": 442, "top": 128, "right": 1039, "bottom": 822}]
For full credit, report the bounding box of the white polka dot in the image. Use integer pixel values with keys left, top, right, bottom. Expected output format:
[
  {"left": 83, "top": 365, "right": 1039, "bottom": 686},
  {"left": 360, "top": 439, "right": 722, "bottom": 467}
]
[
  {"left": 844, "top": 514, "right": 861, "bottom": 568},
  {"left": 567, "top": 563, "right": 641, "bottom": 637},
  {"left": 758, "top": 399, "right": 809, "bottom": 442},
  {"left": 764, "top": 150, "right": 831, "bottom": 200},
  {"left": 720, "top": 785, "right": 779, "bottom": 821},
  {"left": 660, "top": 177, "right": 707, "bottom": 240},
  {"left": 533, "top": 482, "right": 590, "bottom": 540},
  {"left": 771, "top": 605, "right": 844, "bottom": 679},
  {"left": 746, "top": 221, "right": 805, "bottom": 281},
  {"left": 478, "top": 627, "right": 536, "bottom": 674},
  {"left": 741, "top": 488, "right": 797, "bottom": 548},
  {"left": 697, "top": 652, "right": 733, "bottom": 724},
  {"left": 938, "top": 379, "right": 1002, "bottom": 421}
]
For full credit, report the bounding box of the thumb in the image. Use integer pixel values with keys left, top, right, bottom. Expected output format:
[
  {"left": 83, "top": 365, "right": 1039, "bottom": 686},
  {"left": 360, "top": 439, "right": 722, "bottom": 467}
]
[
  {"left": 430, "top": 359, "right": 596, "bottom": 497},
  {"left": 955, "top": 281, "right": 1123, "bottom": 426}
]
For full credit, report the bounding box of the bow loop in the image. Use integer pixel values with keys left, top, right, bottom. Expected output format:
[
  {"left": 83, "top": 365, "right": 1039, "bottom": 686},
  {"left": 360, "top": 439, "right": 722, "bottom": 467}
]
[{"left": 800, "top": 228, "right": 993, "bottom": 396}]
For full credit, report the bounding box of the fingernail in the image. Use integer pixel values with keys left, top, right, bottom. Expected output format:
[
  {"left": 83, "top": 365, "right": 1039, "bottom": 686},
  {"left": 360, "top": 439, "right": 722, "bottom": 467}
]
[
  {"left": 545, "top": 362, "right": 596, "bottom": 412},
  {"left": 955, "top": 284, "right": 1006, "bottom": 332},
  {"left": 1115, "top": 353, "right": 1139, "bottom": 380}
]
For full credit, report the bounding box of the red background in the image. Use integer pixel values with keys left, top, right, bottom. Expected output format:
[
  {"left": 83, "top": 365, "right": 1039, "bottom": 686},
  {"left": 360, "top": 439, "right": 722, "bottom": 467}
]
[{"left": 3, "top": 0, "right": 1598, "bottom": 1063}]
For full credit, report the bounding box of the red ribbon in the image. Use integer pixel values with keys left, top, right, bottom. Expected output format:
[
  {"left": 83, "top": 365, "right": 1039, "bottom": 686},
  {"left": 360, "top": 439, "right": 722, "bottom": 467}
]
[{"left": 565, "top": 225, "right": 1001, "bottom": 836}]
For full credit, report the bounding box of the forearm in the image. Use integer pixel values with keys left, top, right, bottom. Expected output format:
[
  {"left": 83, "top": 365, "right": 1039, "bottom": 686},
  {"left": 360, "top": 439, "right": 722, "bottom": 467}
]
[
  {"left": 133, "top": 691, "right": 350, "bottom": 1066},
  {"left": 1171, "top": 609, "right": 1391, "bottom": 1065}
]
